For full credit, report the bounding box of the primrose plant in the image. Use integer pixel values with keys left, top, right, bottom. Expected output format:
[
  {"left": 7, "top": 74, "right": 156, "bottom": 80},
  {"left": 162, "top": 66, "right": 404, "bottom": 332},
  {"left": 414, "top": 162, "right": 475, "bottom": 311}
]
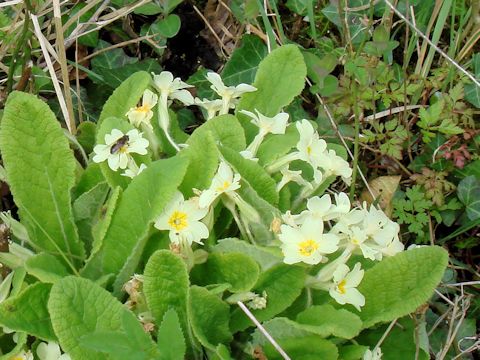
[{"left": 0, "top": 45, "right": 448, "bottom": 360}]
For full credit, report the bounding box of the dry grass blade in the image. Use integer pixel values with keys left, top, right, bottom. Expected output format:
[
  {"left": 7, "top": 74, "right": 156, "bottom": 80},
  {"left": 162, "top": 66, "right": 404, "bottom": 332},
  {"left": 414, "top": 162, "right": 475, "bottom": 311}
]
[
  {"left": 0, "top": 0, "right": 23, "bottom": 8},
  {"left": 30, "top": 13, "right": 73, "bottom": 133},
  {"left": 52, "top": 0, "right": 76, "bottom": 134}
]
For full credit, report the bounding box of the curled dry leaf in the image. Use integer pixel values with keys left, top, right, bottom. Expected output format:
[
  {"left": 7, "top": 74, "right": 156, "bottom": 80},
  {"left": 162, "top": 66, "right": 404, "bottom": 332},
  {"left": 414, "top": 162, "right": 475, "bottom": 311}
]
[{"left": 361, "top": 176, "right": 401, "bottom": 216}]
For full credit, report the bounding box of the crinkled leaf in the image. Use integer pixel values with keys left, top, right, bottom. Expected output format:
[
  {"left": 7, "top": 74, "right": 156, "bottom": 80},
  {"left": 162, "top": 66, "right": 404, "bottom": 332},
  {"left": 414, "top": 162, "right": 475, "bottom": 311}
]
[
  {"left": 0, "top": 92, "right": 85, "bottom": 265},
  {"left": 48, "top": 276, "right": 128, "bottom": 360},
  {"left": 0, "top": 283, "right": 55, "bottom": 340},
  {"left": 191, "top": 252, "right": 260, "bottom": 292},
  {"left": 296, "top": 304, "right": 362, "bottom": 339},
  {"left": 157, "top": 309, "right": 186, "bottom": 360},
  {"left": 264, "top": 335, "right": 338, "bottom": 360},
  {"left": 230, "top": 264, "right": 305, "bottom": 332},
  {"left": 143, "top": 250, "right": 190, "bottom": 342},
  {"left": 73, "top": 162, "right": 105, "bottom": 199},
  {"left": 219, "top": 145, "right": 278, "bottom": 205},
  {"left": 358, "top": 246, "right": 448, "bottom": 328},
  {"left": 257, "top": 123, "right": 299, "bottom": 166},
  {"left": 25, "top": 253, "right": 70, "bottom": 283},
  {"left": 188, "top": 286, "right": 232, "bottom": 350}
]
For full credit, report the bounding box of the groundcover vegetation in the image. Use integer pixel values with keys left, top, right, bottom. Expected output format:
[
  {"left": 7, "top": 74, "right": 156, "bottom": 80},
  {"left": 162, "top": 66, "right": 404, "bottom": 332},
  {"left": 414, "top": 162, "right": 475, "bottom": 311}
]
[{"left": 0, "top": 0, "right": 478, "bottom": 359}]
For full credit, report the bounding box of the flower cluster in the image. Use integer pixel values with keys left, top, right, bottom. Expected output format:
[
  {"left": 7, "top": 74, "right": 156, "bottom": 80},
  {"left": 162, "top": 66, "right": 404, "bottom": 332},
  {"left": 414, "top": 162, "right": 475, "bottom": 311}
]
[
  {"left": 278, "top": 192, "right": 403, "bottom": 310},
  {"left": 88, "top": 71, "right": 405, "bottom": 314}
]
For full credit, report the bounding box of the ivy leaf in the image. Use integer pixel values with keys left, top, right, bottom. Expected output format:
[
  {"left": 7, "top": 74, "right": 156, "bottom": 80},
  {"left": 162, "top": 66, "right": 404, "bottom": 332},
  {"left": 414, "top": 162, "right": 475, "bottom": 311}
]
[
  {"left": 230, "top": 264, "right": 305, "bottom": 332},
  {"left": 157, "top": 309, "right": 186, "bottom": 360},
  {"left": 358, "top": 246, "right": 448, "bottom": 328},
  {"left": 96, "top": 60, "right": 162, "bottom": 89},
  {"left": 0, "top": 283, "right": 55, "bottom": 340},
  {"left": 99, "top": 71, "right": 152, "bottom": 123},
  {"left": 296, "top": 304, "right": 363, "bottom": 339},
  {"left": 457, "top": 175, "right": 480, "bottom": 220},
  {"left": 191, "top": 252, "right": 260, "bottom": 292},
  {"left": 188, "top": 286, "right": 232, "bottom": 350},
  {"left": 0, "top": 91, "right": 85, "bottom": 266},
  {"left": 143, "top": 250, "right": 190, "bottom": 349},
  {"left": 221, "top": 34, "right": 267, "bottom": 86},
  {"left": 49, "top": 276, "right": 145, "bottom": 360}
]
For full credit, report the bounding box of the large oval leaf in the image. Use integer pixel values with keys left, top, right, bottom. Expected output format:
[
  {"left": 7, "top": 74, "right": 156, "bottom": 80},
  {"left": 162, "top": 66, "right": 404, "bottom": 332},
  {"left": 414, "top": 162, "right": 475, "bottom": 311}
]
[
  {"left": 143, "top": 250, "right": 189, "bottom": 342},
  {"left": 48, "top": 276, "right": 132, "bottom": 360},
  {"left": 0, "top": 92, "right": 85, "bottom": 266},
  {"left": 358, "top": 246, "right": 448, "bottom": 328}
]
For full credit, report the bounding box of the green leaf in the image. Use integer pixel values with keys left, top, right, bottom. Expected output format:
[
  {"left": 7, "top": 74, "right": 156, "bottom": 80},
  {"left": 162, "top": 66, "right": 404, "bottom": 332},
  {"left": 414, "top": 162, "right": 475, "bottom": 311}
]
[
  {"left": 296, "top": 304, "right": 362, "bottom": 339},
  {"left": 0, "top": 283, "right": 55, "bottom": 340},
  {"left": 91, "top": 40, "right": 137, "bottom": 71},
  {"left": 457, "top": 175, "right": 480, "bottom": 220},
  {"left": 101, "top": 157, "right": 188, "bottom": 293},
  {"left": 152, "top": 14, "right": 181, "bottom": 38},
  {"left": 359, "top": 246, "right": 448, "bottom": 328},
  {"left": 238, "top": 44, "right": 306, "bottom": 139},
  {"left": 191, "top": 252, "right": 260, "bottom": 292},
  {"left": 230, "top": 264, "right": 306, "bottom": 332},
  {"left": 143, "top": 250, "right": 190, "bottom": 342},
  {"left": 99, "top": 71, "right": 152, "bottom": 123},
  {"left": 190, "top": 114, "right": 246, "bottom": 151},
  {"left": 25, "top": 253, "right": 70, "bottom": 283},
  {"left": 219, "top": 145, "right": 278, "bottom": 205},
  {"left": 264, "top": 335, "right": 338, "bottom": 360},
  {"left": 80, "top": 311, "right": 159, "bottom": 360},
  {"left": 464, "top": 83, "right": 480, "bottom": 108},
  {"left": 0, "top": 92, "right": 85, "bottom": 266},
  {"left": 76, "top": 121, "right": 97, "bottom": 155},
  {"left": 221, "top": 34, "right": 267, "bottom": 86},
  {"left": 73, "top": 182, "right": 109, "bottom": 252},
  {"left": 48, "top": 276, "right": 129, "bottom": 360},
  {"left": 95, "top": 59, "right": 162, "bottom": 89},
  {"left": 188, "top": 286, "right": 232, "bottom": 349},
  {"left": 73, "top": 162, "right": 105, "bottom": 199},
  {"left": 213, "top": 238, "right": 282, "bottom": 270},
  {"left": 180, "top": 130, "right": 219, "bottom": 197},
  {"left": 157, "top": 309, "right": 186, "bottom": 360}
]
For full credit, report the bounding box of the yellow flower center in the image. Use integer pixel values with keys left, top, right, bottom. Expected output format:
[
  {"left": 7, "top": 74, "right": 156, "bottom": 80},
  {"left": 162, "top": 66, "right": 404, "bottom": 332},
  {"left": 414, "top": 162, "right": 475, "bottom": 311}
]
[
  {"left": 136, "top": 104, "right": 151, "bottom": 113},
  {"left": 306, "top": 145, "right": 312, "bottom": 155},
  {"left": 351, "top": 237, "right": 360, "bottom": 245},
  {"left": 216, "top": 180, "right": 231, "bottom": 192},
  {"left": 168, "top": 211, "right": 188, "bottom": 232},
  {"left": 298, "top": 239, "right": 318, "bottom": 256},
  {"left": 337, "top": 280, "right": 347, "bottom": 294}
]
